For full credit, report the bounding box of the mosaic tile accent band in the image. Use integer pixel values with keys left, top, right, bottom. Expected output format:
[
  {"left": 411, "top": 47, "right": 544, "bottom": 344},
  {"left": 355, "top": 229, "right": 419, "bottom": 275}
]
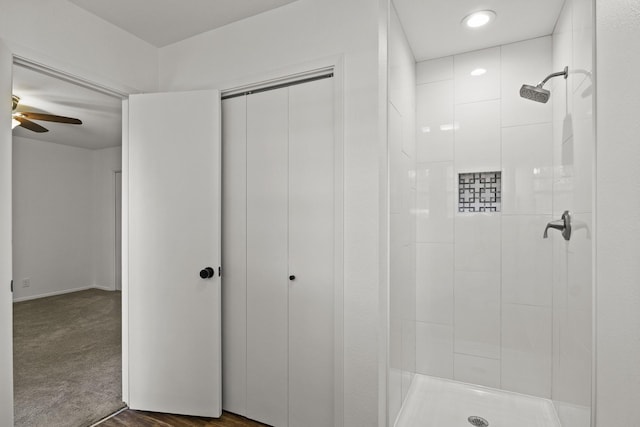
[{"left": 458, "top": 171, "right": 502, "bottom": 212}]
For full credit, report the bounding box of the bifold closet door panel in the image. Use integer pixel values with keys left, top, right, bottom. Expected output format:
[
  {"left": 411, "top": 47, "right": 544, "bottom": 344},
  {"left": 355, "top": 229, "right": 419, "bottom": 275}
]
[
  {"left": 288, "top": 78, "right": 335, "bottom": 427},
  {"left": 221, "top": 96, "right": 247, "bottom": 415},
  {"left": 246, "top": 88, "right": 289, "bottom": 427}
]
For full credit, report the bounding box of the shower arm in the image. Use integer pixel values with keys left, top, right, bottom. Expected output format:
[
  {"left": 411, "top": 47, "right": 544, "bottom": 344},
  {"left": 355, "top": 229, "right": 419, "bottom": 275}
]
[{"left": 537, "top": 66, "right": 569, "bottom": 88}]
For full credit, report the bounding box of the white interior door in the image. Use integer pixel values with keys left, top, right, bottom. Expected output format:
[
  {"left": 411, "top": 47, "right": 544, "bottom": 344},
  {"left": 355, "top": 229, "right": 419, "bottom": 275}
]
[
  {"left": 128, "top": 90, "right": 222, "bottom": 417},
  {"left": 246, "top": 88, "right": 289, "bottom": 426},
  {"left": 0, "top": 38, "right": 14, "bottom": 427},
  {"left": 288, "top": 77, "right": 335, "bottom": 427},
  {"left": 222, "top": 76, "right": 335, "bottom": 427}
]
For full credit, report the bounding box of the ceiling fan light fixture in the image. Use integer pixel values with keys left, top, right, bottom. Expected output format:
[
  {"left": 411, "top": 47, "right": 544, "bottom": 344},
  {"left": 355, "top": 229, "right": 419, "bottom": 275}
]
[{"left": 462, "top": 10, "right": 496, "bottom": 28}]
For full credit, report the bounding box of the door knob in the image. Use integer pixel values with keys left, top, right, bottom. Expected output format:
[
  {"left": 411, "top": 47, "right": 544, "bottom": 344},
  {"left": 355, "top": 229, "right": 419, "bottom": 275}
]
[{"left": 200, "top": 267, "right": 215, "bottom": 279}]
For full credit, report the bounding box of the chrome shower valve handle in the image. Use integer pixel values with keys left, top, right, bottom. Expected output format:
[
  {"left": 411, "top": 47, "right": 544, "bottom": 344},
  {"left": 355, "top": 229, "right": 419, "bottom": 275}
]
[{"left": 543, "top": 210, "right": 572, "bottom": 241}]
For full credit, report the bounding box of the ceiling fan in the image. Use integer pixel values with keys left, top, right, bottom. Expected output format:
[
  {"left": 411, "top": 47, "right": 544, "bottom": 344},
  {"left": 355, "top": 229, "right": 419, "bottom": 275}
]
[{"left": 12, "top": 95, "right": 82, "bottom": 133}]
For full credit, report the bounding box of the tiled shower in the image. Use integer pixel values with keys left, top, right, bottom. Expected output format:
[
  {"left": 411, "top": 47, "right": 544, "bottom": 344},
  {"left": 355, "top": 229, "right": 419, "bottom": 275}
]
[{"left": 388, "top": 0, "right": 593, "bottom": 425}]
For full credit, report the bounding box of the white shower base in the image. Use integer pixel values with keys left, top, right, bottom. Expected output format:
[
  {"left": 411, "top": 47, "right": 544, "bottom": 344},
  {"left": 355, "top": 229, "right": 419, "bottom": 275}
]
[{"left": 395, "top": 374, "right": 561, "bottom": 427}]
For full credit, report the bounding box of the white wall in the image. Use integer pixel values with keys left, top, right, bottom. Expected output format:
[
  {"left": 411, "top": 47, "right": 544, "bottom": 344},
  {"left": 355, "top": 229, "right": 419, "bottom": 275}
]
[
  {"left": 92, "top": 147, "right": 122, "bottom": 290},
  {"left": 595, "top": 0, "right": 640, "bottom": 425},
  {"left": 12, "top": 138, "right": 121, "bottom": 301},
  {"left": 12, "top": 137, "right": 94, "bottom": 300},
  {"left": 387, "top": 4, "right": 416, "bottom": 425},
  {"left": 158, "top": 1, "right": 382, "bottom": 425},
  {"left": 551, "top": 0, "right": 594, "bottom": 425},
  {"left": 0, "top": 1, "right": 158, "bottom": 93},
  {"left": 414, "top": 37, "right": 556, "bottom": 398}
]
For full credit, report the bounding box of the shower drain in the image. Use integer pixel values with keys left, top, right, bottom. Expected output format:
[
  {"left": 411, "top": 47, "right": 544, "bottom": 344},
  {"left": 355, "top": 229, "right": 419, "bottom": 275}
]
[{"left": 467, "top": 416, "right": 489, "bottom": 427}]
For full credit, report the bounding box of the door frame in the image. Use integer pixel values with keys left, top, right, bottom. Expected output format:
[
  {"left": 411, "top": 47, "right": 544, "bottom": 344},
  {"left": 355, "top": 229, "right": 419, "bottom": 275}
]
[
  {"left": 219, "top": 55, "right": 346, "bottom": 427},
  {"left": 7, "top": 53, "right": 131, "bottom": 410},
  {"left": 114, "top": 170, "right": 122, "bottom": 292}
]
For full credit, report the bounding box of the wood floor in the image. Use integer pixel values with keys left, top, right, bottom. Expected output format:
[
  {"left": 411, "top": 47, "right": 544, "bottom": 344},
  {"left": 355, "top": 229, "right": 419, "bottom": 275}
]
[{"left": 98, "top": 410, "right": 270, "bottom": 427}]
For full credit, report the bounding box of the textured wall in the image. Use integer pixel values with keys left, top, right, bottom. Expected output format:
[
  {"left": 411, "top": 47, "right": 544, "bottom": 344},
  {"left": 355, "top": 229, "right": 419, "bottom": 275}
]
[{"left": 595, "top": 0, "right": 640, "bottom": 424}]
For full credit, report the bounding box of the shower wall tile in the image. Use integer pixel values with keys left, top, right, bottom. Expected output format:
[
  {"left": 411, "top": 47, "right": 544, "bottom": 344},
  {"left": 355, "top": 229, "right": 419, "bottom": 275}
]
[
  {"left": 415, "top": 34, "right": 559, "bottom": 402},
  {"left": 454, "top": 100, "right": 501, "bottom": 172},
  {"left": 568, "top": 119, "right": 592, "bottom": 216},
  {"left": 502, "top": 304, "right": 552, "bottom": 398},
  {"left": 402, "top": 319, "right": 417, "bottom": 398},
  {"left": 390, "top": 314, "right": 402, "bottom": 370},
  {"left": 454, "top": 47, "right": 501, "bottom": 104},
  {"left": 416, "top": 162, "right": 454, "bottom": 243},
  {"left": 416, "top": 56, "right": 453, "bottom": 85},
  {"left": 389, "top": 103, "right": 404, "bottom": 214},
  {"left": 454, "top": 353, "right": 501, "bottom": 389},
  {"left": 573, "top": 76, "right": 593, "bottom": 121},
  {"left": 501, "top": 123, "right": 553, "bottom": 215},
  {"left": 388, "top": 366, "right": 402, "bottom": 427},
  {"left": 553, "top": 305, "right": 592, "bottom": 406},
  {"left": 416, "top": 80, "right": 454, "bottom": 163},
  {"left": 454, "top": 270, "right": 501, "bottom": 359},
  {"left": 571, "top": 0, "right": 593, "bottom": 93},
  {"left": 552, "top": 212, "right": 592, "bottom": 406},
  {"left": 416, "top": 321, "right": 454, "bottom": 379},
  {"left": 388, "top": 369, "right": 402, "bottom": 427},
  {"left": 416, "top": 243, "right": 453, "bottom": 325},
  {"left": 501, "top": 37, "right": 553, "bottom": 127},
  {"left": 570, "top": 84, "right": 594, "bottom": 216},
  {"left": 552, "top": 118, "right": 593, "bottom": 216},
  {"left": 551, "top": 0, "right": 593, "bottom": 413},
  {"left": 554, "top": 0, "right": 573, "bottom": 61},
  {"left": 391, "top": 212, "right": 411, "bottom": 246},
  {"left": 565, "top": 212, "right": 592, "bottom": 329},
  {"left": 501, "top": 215, "right": 553, "bottom": 307},
  {"left": 390, "top": 242, "right": 414, "bottom": 317},
  {"left": 551, "top": 125, "right": 573, "bottom": 216},
  {"left": 454, "top": 214, "right": 500, "bottom": 272}
]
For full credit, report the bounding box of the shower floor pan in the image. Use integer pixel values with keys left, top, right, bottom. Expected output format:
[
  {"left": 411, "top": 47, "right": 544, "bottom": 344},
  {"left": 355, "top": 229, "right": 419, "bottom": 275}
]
[{"left": 395, "top": 375, "right": 561, "bottom": 427}]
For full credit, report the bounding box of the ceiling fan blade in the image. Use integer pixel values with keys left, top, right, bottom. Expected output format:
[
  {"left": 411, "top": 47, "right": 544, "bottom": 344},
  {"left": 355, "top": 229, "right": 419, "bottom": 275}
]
[
  {"left": 20, "top": 112, "right": 82, "bottom": 125},
  {"left": 15, "top": 117, "right": 49, "bottom": 133}
]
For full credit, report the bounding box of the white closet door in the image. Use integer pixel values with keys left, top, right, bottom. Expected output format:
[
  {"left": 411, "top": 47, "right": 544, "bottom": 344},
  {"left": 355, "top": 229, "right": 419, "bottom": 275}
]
[
  {"left": 288, "top": 78, "right": 335, "bottom": 427},
  {"left": 246, "top": 88, "right": 289, "bottom": 426},
  {"left": 222, "top": 96, "right": 248, "bottom": 414}
]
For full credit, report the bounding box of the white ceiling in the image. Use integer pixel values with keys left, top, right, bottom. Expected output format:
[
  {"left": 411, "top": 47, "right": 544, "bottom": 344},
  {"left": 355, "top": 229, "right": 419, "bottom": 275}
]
[
  {"left": 12, "top": 65, "right": 122, "bottom": 150},
  {"left": 69, "top": 0, "right": 301, "bottom": 47},
  {"left": 393, "top": 0, "right": 565, "bottom": 61}
]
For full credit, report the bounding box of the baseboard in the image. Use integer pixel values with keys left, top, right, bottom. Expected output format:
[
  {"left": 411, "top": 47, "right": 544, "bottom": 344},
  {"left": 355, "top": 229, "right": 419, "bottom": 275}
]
[
  {"left": 93, "top": 285, "right": 117, "bottom": 292},
  {"left": 13, "top": 285, "right": 117, "bottom": 302}
]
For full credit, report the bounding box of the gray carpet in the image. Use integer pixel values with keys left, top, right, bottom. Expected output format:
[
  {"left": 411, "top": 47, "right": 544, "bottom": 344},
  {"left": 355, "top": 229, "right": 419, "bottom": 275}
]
[{"left": 13, "top": 289, "right": 126, "bottom": 427}]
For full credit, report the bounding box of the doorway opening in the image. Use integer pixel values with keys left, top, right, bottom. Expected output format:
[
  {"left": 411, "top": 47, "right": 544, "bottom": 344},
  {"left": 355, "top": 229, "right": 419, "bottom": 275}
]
[{"left": 11, "top": 60, "right": 124, "bottom": 427}]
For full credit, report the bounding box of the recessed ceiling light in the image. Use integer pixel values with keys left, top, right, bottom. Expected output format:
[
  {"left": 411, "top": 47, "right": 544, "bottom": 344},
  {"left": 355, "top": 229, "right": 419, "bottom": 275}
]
[
  {"left": 470, "top": 68, "right": 487, "bottom": 76},
  {"left": 462, "top": 10, "right": 496, "bottom": 28}
]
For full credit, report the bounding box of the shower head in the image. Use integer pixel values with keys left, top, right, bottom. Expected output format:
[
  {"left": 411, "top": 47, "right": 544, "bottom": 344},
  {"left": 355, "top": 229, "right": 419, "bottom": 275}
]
[
  {"left": 520, "top": 85, "right": 550, "bottom": 103},
  {"left": 519, "top": 66, "right": 568, "bottom": 103}
]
